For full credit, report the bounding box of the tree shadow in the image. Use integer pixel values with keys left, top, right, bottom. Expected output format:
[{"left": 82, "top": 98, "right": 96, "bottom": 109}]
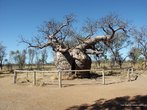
[{"left": 66, "top": 95, "right": 147, "bottom": 110}]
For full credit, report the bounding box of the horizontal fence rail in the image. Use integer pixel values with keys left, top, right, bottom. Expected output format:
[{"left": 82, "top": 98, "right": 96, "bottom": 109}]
[{"left": 13, "top": 68, "right": 133, "bottom": 88}]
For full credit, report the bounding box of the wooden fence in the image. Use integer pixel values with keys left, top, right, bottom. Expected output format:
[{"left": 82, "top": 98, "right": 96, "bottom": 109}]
[{"left": 13, "top": 68, "right": 134, "bottom": 88}]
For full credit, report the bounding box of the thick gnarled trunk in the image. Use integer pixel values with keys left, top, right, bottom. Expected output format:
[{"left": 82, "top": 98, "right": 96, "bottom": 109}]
[{"left": 55, "top": 48, "right": 92, "bottom": 78}]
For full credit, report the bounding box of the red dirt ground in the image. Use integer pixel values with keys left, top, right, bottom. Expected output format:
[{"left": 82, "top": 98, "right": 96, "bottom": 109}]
[{"left": 0, "top": 73, "right": 147, "bottom": 110}]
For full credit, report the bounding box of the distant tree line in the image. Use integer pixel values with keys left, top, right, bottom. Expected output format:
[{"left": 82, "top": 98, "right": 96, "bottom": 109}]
[{"left": 0, "top": 46, "right": 49, "bottom": 70}]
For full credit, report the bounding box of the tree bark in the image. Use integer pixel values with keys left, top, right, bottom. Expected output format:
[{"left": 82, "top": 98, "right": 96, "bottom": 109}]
[
  {"left": 0, "top": 61, "right": 3, "bottom": 70},
  {"left": 55, "top": 48, "right": 92, "bottom": 78}
]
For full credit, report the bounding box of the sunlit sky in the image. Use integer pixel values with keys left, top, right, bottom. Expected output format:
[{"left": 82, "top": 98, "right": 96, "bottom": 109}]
[{"left": 0, "top": 0, "right": 147, "bottom": 62}]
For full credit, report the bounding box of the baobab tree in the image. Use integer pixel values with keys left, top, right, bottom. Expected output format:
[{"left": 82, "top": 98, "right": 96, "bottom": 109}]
[{"left": 21, "top": 14, "right": 129, "bottom": 77}]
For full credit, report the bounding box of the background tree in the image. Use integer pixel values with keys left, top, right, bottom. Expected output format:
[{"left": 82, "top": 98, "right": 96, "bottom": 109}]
[
  {"left": 21, "top": 14, "right": 130, "bottom": 78},
  {"left": 0, "top": 43, "right": 6, "bottom": 70},
  {"left": 110, "top": 51, "right": 127, "bottom": 68},
  {"left": 10, "top": 50, "right": 27, "bottom": 69},
  {"left": 40, "top": 48, "right": 48, "bottom": 69},
  {"left": 4, "top": 58, "right": 12, "bottom": 70},
  {"left": 28, "top": 48, "right": 35, "bottom": 69},
  {"left": 129, "top": 47, "right": 141, "bottom": 67},
  {"left": 97, "top": 14, "right": 131, "bottom": 68},
  {"left": 34, "top": 49, "right": 42, "bottom": 69},
  {"left": 9, "top": 51, "right": 15, "bottom": 70},
  {"left": 131, "top": 26, "right": 147, "bottom": 68},
  {"left": 33, "top": 48, "right": 48, "bottom": 69}
]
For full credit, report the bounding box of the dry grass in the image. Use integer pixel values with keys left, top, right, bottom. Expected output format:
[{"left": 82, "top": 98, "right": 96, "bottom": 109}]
[{"left": 1, "top": 62, "right": 147, "bottom": 87}]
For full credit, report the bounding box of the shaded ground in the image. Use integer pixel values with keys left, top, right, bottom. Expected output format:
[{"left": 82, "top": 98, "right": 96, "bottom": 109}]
[
  {"left": 0, "top": 73, "right": 147, "bottom": 110},
  {"left": 66, "top": 95, "right": 147, "bottom": 110}
]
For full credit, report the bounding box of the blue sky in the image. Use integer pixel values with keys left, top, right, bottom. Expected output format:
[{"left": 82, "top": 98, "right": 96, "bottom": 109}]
[{"left": 0, "top": 0, "right": 147, "bottom": 62}]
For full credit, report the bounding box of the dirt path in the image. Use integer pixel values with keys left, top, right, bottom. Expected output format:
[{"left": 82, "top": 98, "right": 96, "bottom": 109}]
[{"left": 0, "top": 74, "right": 147, "bottom": 110}]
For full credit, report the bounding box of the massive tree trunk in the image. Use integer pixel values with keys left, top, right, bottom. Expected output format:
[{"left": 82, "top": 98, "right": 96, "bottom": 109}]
[{"left": 55, "top": 48, "right": 92, "bottom": 78}]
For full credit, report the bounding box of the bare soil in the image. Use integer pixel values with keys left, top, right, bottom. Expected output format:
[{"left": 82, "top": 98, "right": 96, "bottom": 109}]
[{"left": 0, "top": 72, "right": 147, "bottom": 110}]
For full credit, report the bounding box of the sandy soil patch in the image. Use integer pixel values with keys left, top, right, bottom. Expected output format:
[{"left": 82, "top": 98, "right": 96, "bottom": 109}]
[{"left": 0, "top": 73, "right": 147, "bottom": 110}]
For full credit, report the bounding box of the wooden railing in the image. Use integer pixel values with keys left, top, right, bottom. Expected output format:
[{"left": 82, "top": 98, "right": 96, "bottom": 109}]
[{"left": 13, "top": 68, "right": 133, "bottom": 88}]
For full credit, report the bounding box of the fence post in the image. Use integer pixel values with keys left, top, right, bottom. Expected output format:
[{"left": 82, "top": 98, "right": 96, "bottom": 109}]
[
  {"left": 13, "top": 70, "right": 17, "bottom": 84},
  {"left": 33, "top": 71, "right": 36, "bottom": 86},
  {"left": 58, "top": 71, "right": 62, "bottom": 88},
  {"left": 102, "top": 70, "right": 105, "bottom": 85}
]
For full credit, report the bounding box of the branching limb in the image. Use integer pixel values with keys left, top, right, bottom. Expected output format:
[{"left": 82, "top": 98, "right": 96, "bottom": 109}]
[
  {"left": 21, "top": 37, "right": 52, "bottom": 49},
  {"left": 86, "top": 49, "right": 103, "bottom": 55},
  {"left": 76, "top": 35, "right": 111, "bottom": 49}
]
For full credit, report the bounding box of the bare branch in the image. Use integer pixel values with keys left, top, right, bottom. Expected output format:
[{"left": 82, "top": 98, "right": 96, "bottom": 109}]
[
  {"left": 98, "top": 13, "right": 129, "bottom": 38},
  {"left": 86, "top": 49, "right": 103, "bottom": 55},
  {"left": 76, "top": 35, "right": 111, "bottom": 49},
  {"left": 82, "top": 18, "right": 98, "bottom": 39},
  {"left": 21, "top": 37, "right": 52, "bottom": 49}
]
